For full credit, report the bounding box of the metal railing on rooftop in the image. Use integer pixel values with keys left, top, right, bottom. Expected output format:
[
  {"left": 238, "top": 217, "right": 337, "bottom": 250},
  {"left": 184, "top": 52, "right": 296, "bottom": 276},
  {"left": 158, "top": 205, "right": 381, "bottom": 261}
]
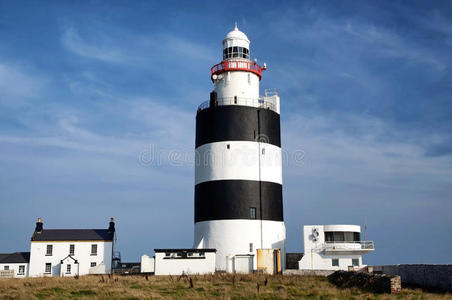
[
  {"left": 197, "top": 96, "right": 277, "bottom": 113},
  {"left": 323, "top": 241, "right": 375, "bottom": 251}
]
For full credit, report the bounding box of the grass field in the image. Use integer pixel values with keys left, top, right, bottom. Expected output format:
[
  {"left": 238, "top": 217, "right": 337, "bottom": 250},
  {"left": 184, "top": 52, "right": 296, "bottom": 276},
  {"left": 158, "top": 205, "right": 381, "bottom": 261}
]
[{"left": 0, "top": 273, "right": 451, "bottom": 299}]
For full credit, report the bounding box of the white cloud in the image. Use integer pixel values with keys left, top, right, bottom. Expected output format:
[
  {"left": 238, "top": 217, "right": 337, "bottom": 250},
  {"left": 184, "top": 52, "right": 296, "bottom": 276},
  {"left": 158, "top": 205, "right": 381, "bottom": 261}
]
[
  {"left": 0, "top": 94, "right": 194, "bottom": 164},
  {"left": 282, "top": 112, "right": 452, "bottom": 194},
  {"left": 267, "top": 10, "right": 448, "bottom": 71},
  {"left": 61, "top": 27, "right": 129, "bottom": 63},
  {"left": 61, "top": 26, "right": 216, "bottom": 66}
]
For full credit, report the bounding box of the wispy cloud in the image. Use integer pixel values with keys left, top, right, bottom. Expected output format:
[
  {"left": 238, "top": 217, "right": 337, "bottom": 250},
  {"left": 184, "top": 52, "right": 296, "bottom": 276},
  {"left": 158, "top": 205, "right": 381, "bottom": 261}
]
[
  {"left": 0, "top": 63, "right": 45, "bottom": 107},
  {"left": 343, "top": 22, "right": 447, "bottom": 71},
  {"left": 283, "top": 112, "right": 452, "bottom": 189},
  {"left": 61, "top": 27, "right": 127, "bottom": 63},
  {"left": 61, "top": 26, "right": 216, "bottom": 66}
]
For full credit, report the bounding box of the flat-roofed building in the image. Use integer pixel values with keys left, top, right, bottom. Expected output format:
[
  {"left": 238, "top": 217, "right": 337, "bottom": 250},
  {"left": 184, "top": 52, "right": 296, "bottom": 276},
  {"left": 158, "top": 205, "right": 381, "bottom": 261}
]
[{"left": 298, "top": 225, "right": 375, "bottom": 271}]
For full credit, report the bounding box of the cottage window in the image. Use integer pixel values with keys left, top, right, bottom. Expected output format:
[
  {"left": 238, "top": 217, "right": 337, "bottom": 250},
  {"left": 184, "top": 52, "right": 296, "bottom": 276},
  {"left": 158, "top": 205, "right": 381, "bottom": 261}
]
[
  {"left": 91, "top": 262, "right": 96, "bottom": 267},
  {"left": 45, "top": 263, "right": 51, "bottom": 274},
  {"left": 66, "top": 264, "right": 71, "bottom": 274},
  {"left": 46, "top": 244, "right": 53, "bottom": 256},
  {"left": 249, "top": 243, "right": 253, "bottom": 252},
  {"left": 91, "top": 244, "right": 97, "bottom": 256},
  {"left": 3, "top": 266, "right": 9, "bottom": 270},
  {"left": 69, "top": 244, "right": 75, "bottom": 256},
  {"left": 332, "top": 259, "right": 339, "bottom": 267},
  {"left": 18, "top": 265, "right": 25, "bottom": 274},
  {"left": 352, "top": 259, "right": 359, "bottom": 267}
]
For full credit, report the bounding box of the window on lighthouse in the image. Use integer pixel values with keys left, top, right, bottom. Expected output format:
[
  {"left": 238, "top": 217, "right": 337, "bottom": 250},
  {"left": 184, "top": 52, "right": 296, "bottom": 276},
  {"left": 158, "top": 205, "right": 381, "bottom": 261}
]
[
  {"left": 250, "top": 207, "right": 256, "bottom": 219},
  {"left": 223, "top": 47, "right": 250, "bottom": 60}
]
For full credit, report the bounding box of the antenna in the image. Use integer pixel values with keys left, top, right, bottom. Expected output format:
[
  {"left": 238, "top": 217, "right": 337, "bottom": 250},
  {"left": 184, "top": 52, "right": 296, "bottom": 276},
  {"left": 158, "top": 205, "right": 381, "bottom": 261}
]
[{"left": 364, "top": 217, "right": 367, "bottom": 241}]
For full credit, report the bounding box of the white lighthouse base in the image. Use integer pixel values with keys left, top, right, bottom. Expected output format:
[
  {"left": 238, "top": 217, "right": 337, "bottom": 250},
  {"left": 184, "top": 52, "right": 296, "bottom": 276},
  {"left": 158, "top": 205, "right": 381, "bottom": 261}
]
[{"left": 194, "top": 219, "right": 286, "bottom": 271}]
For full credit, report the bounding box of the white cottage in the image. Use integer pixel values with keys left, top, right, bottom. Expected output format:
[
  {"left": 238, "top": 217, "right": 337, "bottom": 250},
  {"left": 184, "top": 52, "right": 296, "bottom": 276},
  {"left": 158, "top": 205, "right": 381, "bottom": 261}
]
[
  {"left": 28, "top": 218, "right": 116, "bottom": 277},
  {"left": 0, "top": 252, "right": 30, "bottom": 278},
  {"left": 298, "top": 225, "right": 375, "bottom": 271}
]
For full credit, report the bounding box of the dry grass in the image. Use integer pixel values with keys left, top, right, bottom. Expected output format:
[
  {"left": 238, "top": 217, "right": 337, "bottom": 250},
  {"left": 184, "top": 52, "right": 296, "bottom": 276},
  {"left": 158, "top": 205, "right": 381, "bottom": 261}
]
[{"left": 0, "top": 273, "right": 450, "bottom": 299}]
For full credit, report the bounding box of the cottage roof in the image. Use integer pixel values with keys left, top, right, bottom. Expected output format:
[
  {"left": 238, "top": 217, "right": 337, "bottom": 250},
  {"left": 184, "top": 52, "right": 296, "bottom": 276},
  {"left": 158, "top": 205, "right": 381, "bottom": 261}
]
[
  {"left": 0, "top": 252, "right": 30, "bottom": 263},
  {"left": 31, "top": 229, "right": 114, "bottom": 242}
]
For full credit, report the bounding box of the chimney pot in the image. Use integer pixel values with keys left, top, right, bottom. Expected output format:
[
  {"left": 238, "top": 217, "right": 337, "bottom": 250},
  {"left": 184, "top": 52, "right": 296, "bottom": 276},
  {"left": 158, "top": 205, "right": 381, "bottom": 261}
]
[
  {"left": 108, "top": 217, "right": 115, "bottom": 232},
  {"left": 35, "top": 218, "right": 43, "bottom": 233}
]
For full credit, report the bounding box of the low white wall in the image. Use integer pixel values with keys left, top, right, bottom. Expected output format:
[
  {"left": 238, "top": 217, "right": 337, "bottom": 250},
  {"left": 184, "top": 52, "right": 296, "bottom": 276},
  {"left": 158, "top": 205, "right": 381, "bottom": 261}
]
[
  {"left": 154, "top": 252, "right": 215, "bottom": 275},
  {"left": 89, "top": 263, "right": 106, "bottom": 274},
  {"left": 283, "top": 269, "right": 335, "bottom": 276},
  {"left": 141, "top": 254, "right": 155, "bottom": 273}
]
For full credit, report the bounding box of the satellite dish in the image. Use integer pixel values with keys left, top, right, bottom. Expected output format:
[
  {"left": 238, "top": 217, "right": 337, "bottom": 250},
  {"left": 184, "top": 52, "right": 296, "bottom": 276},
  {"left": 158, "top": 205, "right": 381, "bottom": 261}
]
[
  {"left": 212, "top": 74, "right": 218, "bottom": 80},
  {"left": 312, "top": 228, "right": 319, "bottom": 241}
]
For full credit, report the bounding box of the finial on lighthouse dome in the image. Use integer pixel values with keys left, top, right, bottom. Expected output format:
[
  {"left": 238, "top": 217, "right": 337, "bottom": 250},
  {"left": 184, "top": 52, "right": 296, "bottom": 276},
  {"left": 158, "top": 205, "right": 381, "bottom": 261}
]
[{"left": 223, "top": 23, "right": 250, "bottom": 60}]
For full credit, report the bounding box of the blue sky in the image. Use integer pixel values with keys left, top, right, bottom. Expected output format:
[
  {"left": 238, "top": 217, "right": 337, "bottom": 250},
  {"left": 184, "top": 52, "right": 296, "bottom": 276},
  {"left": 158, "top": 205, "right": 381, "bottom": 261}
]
[{"left": 0, "top": 1, "right": 451, "bottom": 264}]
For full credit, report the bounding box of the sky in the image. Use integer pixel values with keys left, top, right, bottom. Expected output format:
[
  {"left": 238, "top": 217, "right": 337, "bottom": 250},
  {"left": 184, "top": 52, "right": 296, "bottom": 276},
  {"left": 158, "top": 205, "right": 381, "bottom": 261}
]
[{"left": 0, "top": 1, "right": 451, "bottom": 265}]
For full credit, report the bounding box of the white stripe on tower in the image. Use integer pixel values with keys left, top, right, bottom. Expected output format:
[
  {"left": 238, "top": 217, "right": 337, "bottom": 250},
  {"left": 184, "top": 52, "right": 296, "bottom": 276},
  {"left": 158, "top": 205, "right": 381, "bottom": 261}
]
[{"left": 195, "top": 141, "right": 282, "bottom": 185}]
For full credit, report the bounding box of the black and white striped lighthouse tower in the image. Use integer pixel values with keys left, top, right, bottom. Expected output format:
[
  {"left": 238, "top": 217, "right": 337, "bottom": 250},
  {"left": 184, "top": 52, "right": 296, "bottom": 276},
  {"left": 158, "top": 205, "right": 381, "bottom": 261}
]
[{"left": 194, "top": 25, "right": 286, "bottom": 271}]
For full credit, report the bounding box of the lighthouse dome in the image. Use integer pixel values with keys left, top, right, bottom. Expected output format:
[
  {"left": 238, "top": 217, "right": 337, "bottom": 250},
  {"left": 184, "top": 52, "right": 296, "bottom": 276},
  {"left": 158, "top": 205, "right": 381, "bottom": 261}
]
[
  {"left": 225, "top": 25, "right": 249, "bottom": 42},
  {"left": 222, "top": 24, "right": 250, "bottom": 60}
]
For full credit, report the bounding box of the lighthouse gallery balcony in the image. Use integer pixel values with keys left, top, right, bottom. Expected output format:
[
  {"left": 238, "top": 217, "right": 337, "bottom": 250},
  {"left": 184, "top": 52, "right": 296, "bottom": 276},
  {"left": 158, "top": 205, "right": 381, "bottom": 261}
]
[
  {"left": 211, "top": 59, "right": 265, "bottom": 80},
  {"left": 322, "top": 241, "right": 375, "bottom": 255},
  {"left": 197, "top": 96, "right": 278, "bottom": 113}
]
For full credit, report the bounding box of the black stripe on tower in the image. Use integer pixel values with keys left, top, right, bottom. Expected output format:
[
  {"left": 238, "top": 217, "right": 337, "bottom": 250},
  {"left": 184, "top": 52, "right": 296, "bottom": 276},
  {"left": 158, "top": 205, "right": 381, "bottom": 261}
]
[
  {"left": 196, "top": 105, "right": 281, "bottom": 148},
  {"left": 194, "top": 180, "right": 283, "bottom": 222}
]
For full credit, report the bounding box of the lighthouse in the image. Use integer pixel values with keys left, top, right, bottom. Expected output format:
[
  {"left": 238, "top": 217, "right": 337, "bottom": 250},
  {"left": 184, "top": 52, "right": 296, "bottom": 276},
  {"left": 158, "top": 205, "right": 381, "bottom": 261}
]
[{"left": 194, "top": 25, "right": 286, "bottom": 271}]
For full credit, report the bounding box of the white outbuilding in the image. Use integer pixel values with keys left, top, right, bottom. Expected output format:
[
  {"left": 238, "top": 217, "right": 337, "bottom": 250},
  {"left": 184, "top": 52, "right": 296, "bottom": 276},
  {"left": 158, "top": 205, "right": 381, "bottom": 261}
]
[
  {"left": 0, "top": 252, "right": 30, "bottom": 278},
  {"left": 153, "top": 249, "right": 216, "bottom": 275}
]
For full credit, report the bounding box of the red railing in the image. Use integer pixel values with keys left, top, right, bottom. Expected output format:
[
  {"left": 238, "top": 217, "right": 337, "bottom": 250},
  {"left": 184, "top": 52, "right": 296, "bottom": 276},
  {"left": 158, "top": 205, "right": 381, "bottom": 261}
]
[{"left": 211, "top": 60, "right": 265, "bottom": 80}]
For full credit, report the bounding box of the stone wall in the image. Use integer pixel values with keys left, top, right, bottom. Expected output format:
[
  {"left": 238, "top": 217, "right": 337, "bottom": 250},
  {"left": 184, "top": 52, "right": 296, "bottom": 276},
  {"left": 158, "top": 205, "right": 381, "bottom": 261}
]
[
  {"left": 372, "top": 264, "right": 452, "bottom": 292},
  {"left": 328, "top": 271, "right": 401, "bottom": 293}
]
